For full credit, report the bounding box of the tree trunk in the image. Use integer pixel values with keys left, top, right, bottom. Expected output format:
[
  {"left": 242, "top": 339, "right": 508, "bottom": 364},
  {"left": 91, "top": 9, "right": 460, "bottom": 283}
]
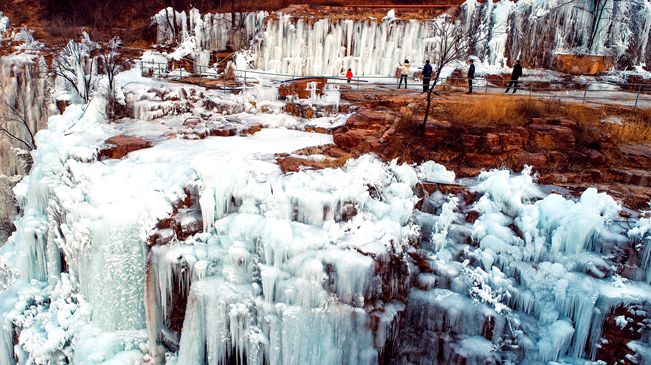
[{"left": 420, "top": 68, "right": 443, "bottom": 134}]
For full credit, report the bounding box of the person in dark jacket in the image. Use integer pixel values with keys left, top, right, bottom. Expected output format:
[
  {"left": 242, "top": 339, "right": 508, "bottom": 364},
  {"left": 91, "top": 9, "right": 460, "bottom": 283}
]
[
  {"left": 467, "top": 59, "right": 475, "bottom": 94},
  {"left": 422, "top": 60, "right": 433, "bottom": 93},
  {"left": 505, "top": 60, "right": 523, "bottom": 93}
]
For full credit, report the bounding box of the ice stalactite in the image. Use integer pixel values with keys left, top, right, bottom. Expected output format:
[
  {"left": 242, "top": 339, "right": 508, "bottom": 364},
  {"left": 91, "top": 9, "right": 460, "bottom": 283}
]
[
  {"left": 399, "top": 166, "right": 651, "bottom": 364},
  {"left": 0, "top": 54, "right": 48, "bottom": 168},
  {"left": 629, "top": 214, "right": 651, "bottom": 284},
  {"left": 151, "top": 155, "right": 420, "bottom": 365},
  {"left": 460, "top": 0, "right": 651, "bottom": 68},
  {"left": 255, "top": 15, "right": 433, "bottom": 76},
  {"left": 153, "top": 8, "right": 267, "bottom": 53},
  {"left": 0, "top": 12, "right": 8, "bottom": 37}
]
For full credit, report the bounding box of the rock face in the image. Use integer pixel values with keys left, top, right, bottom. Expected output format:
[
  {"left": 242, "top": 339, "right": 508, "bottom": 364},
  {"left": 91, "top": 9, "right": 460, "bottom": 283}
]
[
  {"left": 98, "top": 135, "right": 152, "bottom": 160},
  {"left": 554, "top": 54, "right": 615, "bottom": 75},
  {"left": 278, "top": 77, "right": 328, "bottom": 99},
  {"left": 329, "top": 99, "right": 651, "bottom": 208}
]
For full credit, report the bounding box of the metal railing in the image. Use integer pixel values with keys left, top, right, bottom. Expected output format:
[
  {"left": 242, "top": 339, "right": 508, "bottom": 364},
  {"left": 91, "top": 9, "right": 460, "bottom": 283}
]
[{"left": 138, "top": 60, "right": 651, "bottom": 108}]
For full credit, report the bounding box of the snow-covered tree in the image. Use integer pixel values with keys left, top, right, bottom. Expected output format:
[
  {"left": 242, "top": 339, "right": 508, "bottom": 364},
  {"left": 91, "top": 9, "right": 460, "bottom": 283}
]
[
  {"left": 101, "top": 37, "right": 123, "bottom": 120},
  {"left": 52, "top": 33, "right": 99, "bottom": 103}
]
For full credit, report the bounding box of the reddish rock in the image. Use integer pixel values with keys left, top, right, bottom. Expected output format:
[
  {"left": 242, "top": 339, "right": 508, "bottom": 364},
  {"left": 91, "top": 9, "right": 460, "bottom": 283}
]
[
  {"left": 466, "top": 211, "right": 480, "bottom": 224},
  {"left": 56, "top": 99, "right": 71, "bottom": 114},
  {"left": 596, "top": 304, "right": 648, "bottom": 365},
  {"left": 98, "top": 135, "right": 151, "bottom": 160},
  {"left": 461, "top": 135, "right": 481, "bottom": 149},
  {"left": 175, "top": 209, "right": 203, "bottom": 241},
  {"left": 278, "top": 77, "right": 327, "bottom": 99},
  {"left": 554, "top": 54, "right": 614, "bottom": 75},
  {"left": 498, "top": 132, "right": 525, "bottom": 152},
  {"left": 619, "top": 144, "right": 651, "bottom": 170},
  {"left": 513, "top": 152, "right": 547, "bottom": 168},
  {"left": 277, "top": 156, "right": 346, "bottom": 173},
  {"left": 607, "top": 168, "right": 651, "bottom": 187},
  {"left": 527, "top": 124, "right": 575, "bottom": 150},
  {"left": 240, "top": 124, "right": 262, "bottom": 136},
  {"left": 586, "top": 148, "right": 607, "bottom": 165},
  {"left": 484, "top": 133, "right": 502, "bottom": 154}
]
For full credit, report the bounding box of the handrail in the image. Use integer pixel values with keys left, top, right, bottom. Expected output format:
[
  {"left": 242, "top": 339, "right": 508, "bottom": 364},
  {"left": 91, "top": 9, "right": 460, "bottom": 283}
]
[{"left": 137, "top": 60, "right": 650, "bottom": 107}]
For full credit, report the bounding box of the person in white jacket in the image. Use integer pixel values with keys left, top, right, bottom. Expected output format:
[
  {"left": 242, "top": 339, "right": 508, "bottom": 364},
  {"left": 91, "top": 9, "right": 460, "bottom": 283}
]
[{"left": 397, "top": 59, "right": 410, "bottom": 89}]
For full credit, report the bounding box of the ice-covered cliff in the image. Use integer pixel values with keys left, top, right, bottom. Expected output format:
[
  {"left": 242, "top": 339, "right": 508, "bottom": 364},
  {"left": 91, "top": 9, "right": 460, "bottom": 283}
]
[
  {"left": 0, "top": 32, "right": 50, "bottom": 245},
  {"left": 463, "top": 0, "right": 651, "bottom": 69},
  {"left": 0, "top": 66, "right": 649, "bottom": 364},
  {"left": 156, "top": 1, "right": 651, "bottom": 76}
]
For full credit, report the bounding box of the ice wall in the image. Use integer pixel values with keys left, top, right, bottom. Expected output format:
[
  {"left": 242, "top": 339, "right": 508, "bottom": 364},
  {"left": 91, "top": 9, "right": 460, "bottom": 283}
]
[
  {"left": 148, "top": 154, "right": 419, "bottom": 364},
  {"left": 0, "top": 54, "right": 48, "bottom": 174},
  {"left": 462, "top": 0, "right": 651, "bottom": 68},
  {"left": 397, "top": 167, "right": 651, "bottom": 364},
  {"left": 153, "top": 8, "right": 267, "bottom": 54},
  {"left": 249, "top": 0, "right": 651, "bottom": 76},
  {"left": 0, "top": 53, "right": 49, "bottom": 251},
  {"left": 255, "top": 15, "right": 432, "bottom": 76},
  {"left": 0, "top": 12, "right": 8, "bottom": 38}
]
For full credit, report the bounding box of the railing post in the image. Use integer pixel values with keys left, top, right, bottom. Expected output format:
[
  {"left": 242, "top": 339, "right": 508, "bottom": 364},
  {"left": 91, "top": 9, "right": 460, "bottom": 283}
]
[
  {"left": 244, "top": 69, "right": 247, "bottom": 87},
  {"left": 356, "top": 76, "right": 359, "bottom": 91},
  {"left": 484, "top": 78, "right": 488, "bottom": 94},
  {"left": 158, "top": 63, "right": 161, "bottom": 78},
  {"left": 634, "top": 84, "right": 642, "bottom": 109},
  {"left": 582, "top": 88, "right": 588, "bottom": 104},
  {"left": 198, "top": 65, "right": 202, "bottom": 87}
]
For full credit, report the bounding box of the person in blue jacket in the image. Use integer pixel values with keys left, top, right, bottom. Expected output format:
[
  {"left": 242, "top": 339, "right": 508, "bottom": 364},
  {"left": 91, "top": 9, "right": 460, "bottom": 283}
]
[{"left": 422, "top": 60, "right": 433, "bottom": 93}]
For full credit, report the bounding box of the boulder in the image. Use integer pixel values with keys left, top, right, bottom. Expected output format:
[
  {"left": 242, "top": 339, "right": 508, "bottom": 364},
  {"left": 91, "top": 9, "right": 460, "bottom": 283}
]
[
  {"left": 98, "top": 135, "right": 151, "bottom": 160},
  {"left": 527, "top": 124, "right": 575, "bottom": 150}
]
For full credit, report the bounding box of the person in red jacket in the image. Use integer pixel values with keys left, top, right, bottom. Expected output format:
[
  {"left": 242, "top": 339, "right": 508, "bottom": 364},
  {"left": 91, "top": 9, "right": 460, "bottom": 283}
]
[{"left": 346, "top": 68, "right": 353, "bottom": 83}]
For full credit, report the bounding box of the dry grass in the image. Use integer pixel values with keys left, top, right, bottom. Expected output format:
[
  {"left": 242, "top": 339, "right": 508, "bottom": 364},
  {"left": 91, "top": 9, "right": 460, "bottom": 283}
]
[
  {"left": 443, "top": 95, "right": 651, "bottom": 144},
  {"left": 445, "top": 95, "right": 556, "bottom": 127},
  {"left": 564, "top": 104, "right": 651, "bottom": 145}
]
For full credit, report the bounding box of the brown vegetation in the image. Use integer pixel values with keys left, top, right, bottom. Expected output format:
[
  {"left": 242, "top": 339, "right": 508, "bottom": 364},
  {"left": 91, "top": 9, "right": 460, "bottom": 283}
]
[{"left": 443, "top": 95, "right": 651, "bottom": 144}]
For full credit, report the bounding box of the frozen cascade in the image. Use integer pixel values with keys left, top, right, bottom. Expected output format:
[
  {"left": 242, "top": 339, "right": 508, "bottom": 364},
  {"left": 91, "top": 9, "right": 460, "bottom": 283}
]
[
  {"left": 462, "top": 0, "right": 651, "bottom": 68},
  {"left": 0, "top": 53, "right": 49, "bottom": 195},
  {"left": 255, "top": 15, "right": 433, "bottom": 76},
  {"left": 2, "top": 64, "right": 651, "bottom": 364},
  {"left": 165, "top": 155, "right": 420, "bottom": 364},
  {"left": 153, "top": 8, "right": 267, "bottom": 52},
  {"left": 152, "top": 2, "right": 651, "bottom": 78},
  {"left": 249, "top": 0, "right": 651, "bottom": 76}
]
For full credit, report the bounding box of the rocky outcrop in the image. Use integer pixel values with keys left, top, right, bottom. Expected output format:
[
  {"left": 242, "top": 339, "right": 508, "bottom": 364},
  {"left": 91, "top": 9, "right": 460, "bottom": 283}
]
[
  {"left": 329, "top": 99, "right": 651, "bottom": 208},
  {"left": 98, "top": 135, "right": 152, "bottom": 160},
  {"left": 554, "top": 54, "right": 615, "bottom": 75}
]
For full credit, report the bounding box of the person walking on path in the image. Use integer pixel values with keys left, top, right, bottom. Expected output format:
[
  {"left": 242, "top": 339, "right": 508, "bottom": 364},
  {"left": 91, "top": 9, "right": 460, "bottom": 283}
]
[
  {"left": 467, "top": 59, "right": 475, "bottom": 94},
  {"left": 422, "top": 60, "right": 433, "bottom": 93},
  {"left": 346, "top": 68, "right": 353, "bottom": 84},
  {"left": 398, "top": 60, "right": 410, "bottom": 89},
  {"left": 505, "top": 60, "right": 523, "bottom": 93}
]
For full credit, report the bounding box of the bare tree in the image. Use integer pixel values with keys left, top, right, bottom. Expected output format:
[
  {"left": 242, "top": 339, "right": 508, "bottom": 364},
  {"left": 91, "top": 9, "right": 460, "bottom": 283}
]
[
  {"left": 101, "top": 37, "right": 123, "bottom": 120},
  {"left": 0, "top": 90, "right": 37, "bottom": 151},
  {"left": 421, "top": 15, "right": 485, "bottom": 132},
  {"left": 52, "top": 35, "right": 98, "bottom": 103}
]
